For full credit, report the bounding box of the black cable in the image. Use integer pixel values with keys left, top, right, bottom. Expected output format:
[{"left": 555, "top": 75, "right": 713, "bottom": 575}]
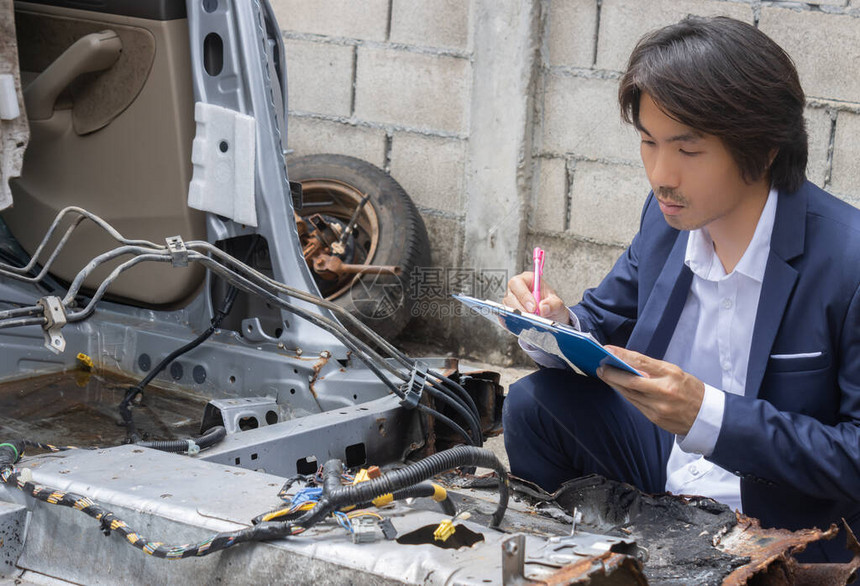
[
  {"left": 0, "top": 443, "right": 508, "bottom": 560},
  {"left": 428, "top": 370, "right": 482, "bottom": 427},
  {"left": 189, "top": 255, "right": 482, "bottom": 446},
  {"left": 422, "top": 385, "right": 482, "bottom": 445},
  {"left": 297, "top": 446, "right": 510, "bottom": 530},
  {"left": 390, "top": 482, "right": 457, "bottom": 516},
  {"left": 137, "top": 426, "right": 226, "bottom": 453},
  {"left": 119, "top": 240, "right": 260, "bottom": 440},
  {"left": 21, "top": 427, "right": 226, "bottom": 455}
]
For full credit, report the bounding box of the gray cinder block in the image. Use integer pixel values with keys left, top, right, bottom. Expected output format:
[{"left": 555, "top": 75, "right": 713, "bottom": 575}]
[
  {"left": 531, "top": 156, "right": 568, "bottom": 233},
  {"left": 285, "top": 40, "right": 354, "bottom": 116},
  {"left": 389, "top": 133, "right": 467, "bottom": 213},
  {"left": 547, "top": 0, "right": 599, "bottom": 67},
  {"left": 273, "top": 0, "right": 389, "bottom": 41},
  {"left": 390, "top": 0, "right": 472, "bottom": 51},
  {"left": 541, "top": 74, "right": 639, "bottom": 161},
  {"left": 595, "top": 0, "right": 753, "bottom": 72},
  {"left": 354, "top": 47, "right": 471, "bottom": 133},
  {"left": 567, "top": 160, "right": 648, "bottom": 246},
  {"left": 831, "top": 110, "right": 860, "bottom": 199},
  {"left": 286, "top": 116, "right": 387, "bottom": 168},
  {"left": 805, "top": 106, "right": 833, "bottom": 188},
  {"left": 761, "top": 7, "right": 860, "bottom": 103}
]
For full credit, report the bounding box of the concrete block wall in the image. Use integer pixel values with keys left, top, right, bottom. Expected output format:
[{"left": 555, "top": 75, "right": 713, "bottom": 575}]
[
  {"left": 275, "top": 0, "right": 539, "bottom": 363},
  {"left": 273, "top": 0, "right": 860, "bottom": 364},
  {"left": 531, "top": 0, "right": 860, "bottom": 308}
]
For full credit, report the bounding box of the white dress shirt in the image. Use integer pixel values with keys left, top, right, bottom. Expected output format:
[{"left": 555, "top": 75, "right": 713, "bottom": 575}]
[
  {"left": 663, "top": 187, "right": 777, "bottom": 512},
  {"left": 522, "top": 187, "right": 778, "bottom": 512}
]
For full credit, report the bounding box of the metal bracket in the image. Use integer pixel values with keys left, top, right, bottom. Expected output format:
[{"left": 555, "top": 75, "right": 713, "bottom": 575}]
[
  {"left": 399, "top": 363, "right": 428, "bottom": 409},
  {"left": 502, "top": 534, "right": 541, "bottom": 585},
  {"left": 200, "top": 396, "right": 280, "bottom": 435},
  {"left": 165, "top": 235, "right": 189, "bottom": 267},
  {"left": 37, "top": 296, "right": 67, "bottom": 354}
]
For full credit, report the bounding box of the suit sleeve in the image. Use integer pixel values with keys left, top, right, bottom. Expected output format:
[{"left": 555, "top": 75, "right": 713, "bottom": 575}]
[{"left": 709, "top": 281, "right": 860, "bottom": 502}]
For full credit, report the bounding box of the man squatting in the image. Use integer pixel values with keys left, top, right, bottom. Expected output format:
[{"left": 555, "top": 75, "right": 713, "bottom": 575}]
[{"left": 502, "top": 16, "right": 860, "bottom": 563}]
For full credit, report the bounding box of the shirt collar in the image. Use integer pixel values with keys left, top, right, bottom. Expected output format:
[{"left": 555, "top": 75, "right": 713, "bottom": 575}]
[{"left": 684, "top": 186, "right": 778, "bottom": 282}]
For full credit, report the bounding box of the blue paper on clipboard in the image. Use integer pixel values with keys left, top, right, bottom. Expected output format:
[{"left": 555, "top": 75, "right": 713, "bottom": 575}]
[{"left": 453, "top": 294, "right": 641, "bottom": 378}]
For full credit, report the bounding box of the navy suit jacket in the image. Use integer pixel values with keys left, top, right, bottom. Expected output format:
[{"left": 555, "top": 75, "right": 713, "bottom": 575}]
[{"left": 571, "top": 180, "right": 860, "bottom": 559}]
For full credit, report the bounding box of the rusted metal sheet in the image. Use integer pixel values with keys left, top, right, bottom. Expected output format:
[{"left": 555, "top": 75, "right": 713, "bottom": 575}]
[
  {"left": 720, "top": 517, "right": 860, "bottom": 585},
  {"left": 513, "top": 474, "right": 860, "bottom": 585},
  {"left": 542, "top": 551, "right": 648, "bottom": 585}
]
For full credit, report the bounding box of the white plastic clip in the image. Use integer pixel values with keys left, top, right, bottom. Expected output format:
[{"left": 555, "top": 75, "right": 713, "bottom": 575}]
[
  {"left": 166, "top": 236, "right": 188, "bottom": 267},
  {"left": 185, "top": 439, "right": 200, "bottom": 456},
  {"left": 37, "top": 296, "right": 67, "bottom": 354}
]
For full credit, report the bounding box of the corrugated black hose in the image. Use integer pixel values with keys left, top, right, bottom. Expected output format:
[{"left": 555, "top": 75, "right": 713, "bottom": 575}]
[
  {"left": 0, "top": 443, "right": 508, "bottom": 559},
  {"left": 390, "top": 481, "right": 457, "bottom": 516},
  {"left": 293, "top": 445, "right": 509, "bottom": 530},
  {"left": 136, "top": 426, "right": 226, "bottom": 454}
]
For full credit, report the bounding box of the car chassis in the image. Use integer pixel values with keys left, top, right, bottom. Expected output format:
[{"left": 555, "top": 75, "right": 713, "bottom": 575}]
[{"left": 0, "top": 1, "right": 859, "bottom": 584}]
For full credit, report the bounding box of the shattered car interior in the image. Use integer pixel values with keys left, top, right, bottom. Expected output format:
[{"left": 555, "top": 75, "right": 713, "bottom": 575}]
[{"left": 0, "top": 0, "right": 858, "bottom": 583}]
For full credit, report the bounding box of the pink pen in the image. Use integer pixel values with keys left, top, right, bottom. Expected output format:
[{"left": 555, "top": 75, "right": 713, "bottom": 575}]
[{"left": 532, "top": 247, "right": 545, "bottom": 315}]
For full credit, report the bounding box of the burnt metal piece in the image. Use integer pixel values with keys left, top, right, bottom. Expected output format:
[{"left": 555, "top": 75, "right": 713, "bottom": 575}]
[
  {"left": 501, "top": 532, "right": 647, "bottom": 585},
  {"left": 518, "top": 474, "right": 860, "bottom": 585},
  {"left": 720, "top": 517, "right": 860, "bottom": 585},
  {"left": 542, "top": 551, "right": 648, "bottom": 585}
]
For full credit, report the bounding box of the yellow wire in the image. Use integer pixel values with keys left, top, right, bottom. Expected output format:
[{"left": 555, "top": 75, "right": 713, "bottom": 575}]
[{"left": 347, "top": 510, "right": 383, "bottom": 520}]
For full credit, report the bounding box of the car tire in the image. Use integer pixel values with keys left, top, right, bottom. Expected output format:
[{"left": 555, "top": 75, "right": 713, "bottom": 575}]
[{"left": 288, "top": 154, "right": 431, "bottom": 340}]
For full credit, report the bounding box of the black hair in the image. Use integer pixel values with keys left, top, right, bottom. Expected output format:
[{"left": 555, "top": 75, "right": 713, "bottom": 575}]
[{"left": 619, "top": 16, "right": 808, "bottom": 193}]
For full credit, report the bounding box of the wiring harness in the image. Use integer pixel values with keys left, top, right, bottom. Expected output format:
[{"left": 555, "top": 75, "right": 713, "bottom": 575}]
[
  {"left": 0, "top": 443, "right": 509, "bottom": 559},
  {"left": 23, "top": 426, "right": 227, "bottom": 456},
  {"left": 0, "top": 207, "right": 485, "bottom": 446}
]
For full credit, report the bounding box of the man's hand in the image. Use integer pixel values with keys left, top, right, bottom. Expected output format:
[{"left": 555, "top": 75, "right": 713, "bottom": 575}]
[
  {"left": 596, "top": 346, "right": 705, "bottom": 435},
  {"left": 503, "top": 271, "right": 570, "bottom": 325}
]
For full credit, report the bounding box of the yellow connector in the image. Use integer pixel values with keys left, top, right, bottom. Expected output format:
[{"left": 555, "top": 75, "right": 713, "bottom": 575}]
[
  {"left": 433, "top": 519, "right": 456, "bottom": 542},
  {"left": 76, "top": 353, "right": 94, "bottom": 371},
  {"left": 431, "top": 483, "right": 448, "bottom": 502},
  {"left": 353, "top": 469, "right": 371, "bottom": 484},
  {"left": 371, "top": 493, "right": 393, "bottom": 507}
]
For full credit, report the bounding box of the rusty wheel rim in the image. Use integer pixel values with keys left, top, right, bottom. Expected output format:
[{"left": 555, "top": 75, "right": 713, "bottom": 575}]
[{"left": 297, "top": 178, "right": 381, "bottom": 300}]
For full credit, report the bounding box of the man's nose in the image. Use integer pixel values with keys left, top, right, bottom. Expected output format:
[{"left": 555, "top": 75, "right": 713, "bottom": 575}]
[{"left": 649, "top": 151, "right": 680, "bottom": 189}]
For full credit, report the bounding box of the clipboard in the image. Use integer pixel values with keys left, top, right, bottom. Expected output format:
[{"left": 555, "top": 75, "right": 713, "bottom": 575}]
[{"left": 453, "top": 294, "right": 641, "bottom": 378}]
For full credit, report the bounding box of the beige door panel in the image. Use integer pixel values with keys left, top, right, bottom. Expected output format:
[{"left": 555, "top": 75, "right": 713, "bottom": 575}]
[{"left": 5, "top": 3, "right": 206, "bottom": 307}]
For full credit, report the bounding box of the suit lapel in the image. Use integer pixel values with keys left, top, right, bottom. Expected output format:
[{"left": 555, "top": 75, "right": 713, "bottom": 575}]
[
  {"left": 627, "top": 232, "right": 692, "bottom": 358},
  {"left": 744, "top": 184, "right": 808, "bottom": 397}
]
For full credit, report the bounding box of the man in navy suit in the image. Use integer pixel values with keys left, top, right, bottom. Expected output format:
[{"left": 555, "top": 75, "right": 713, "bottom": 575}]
[{"left": 502, "top": 16, "right": 860, "bottom": 563}]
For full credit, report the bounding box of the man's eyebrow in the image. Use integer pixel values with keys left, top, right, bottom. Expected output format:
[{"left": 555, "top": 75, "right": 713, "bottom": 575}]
[{"left": 636, "top": 123, "right": 703, "bottom": 143}]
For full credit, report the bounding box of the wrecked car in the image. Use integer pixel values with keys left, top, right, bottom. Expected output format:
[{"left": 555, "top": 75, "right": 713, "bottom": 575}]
[{"left": 0, "top": 1, "right": 858, "bottom": 584}]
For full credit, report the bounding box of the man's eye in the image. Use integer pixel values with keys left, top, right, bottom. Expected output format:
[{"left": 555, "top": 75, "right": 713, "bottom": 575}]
[
  {"left": 640, "top": 140, "right": 655, "bottom": 146},
  {"left": 679, "top": 149, "right": 701, "bottom": 156}
]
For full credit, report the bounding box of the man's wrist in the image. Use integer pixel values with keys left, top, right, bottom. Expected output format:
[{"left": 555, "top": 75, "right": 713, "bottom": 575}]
[{"left": 676, "top": 383, "right": 725, "bottom": 456}]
